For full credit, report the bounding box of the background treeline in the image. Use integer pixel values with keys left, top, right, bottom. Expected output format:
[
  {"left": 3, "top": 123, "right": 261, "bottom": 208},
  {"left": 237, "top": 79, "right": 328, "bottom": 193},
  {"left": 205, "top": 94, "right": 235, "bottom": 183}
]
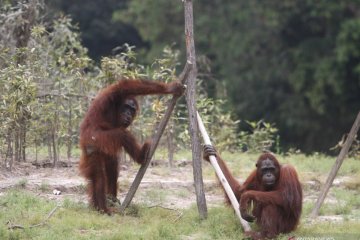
[
  {"left": 0, "top": 0, "right": 359, "bottom": 168},
  {"left": 47, "top": 0, "right": 360, "bottom": 153},
  {"left": 1, "top": 0, "right": 259, "bottom": 169}
]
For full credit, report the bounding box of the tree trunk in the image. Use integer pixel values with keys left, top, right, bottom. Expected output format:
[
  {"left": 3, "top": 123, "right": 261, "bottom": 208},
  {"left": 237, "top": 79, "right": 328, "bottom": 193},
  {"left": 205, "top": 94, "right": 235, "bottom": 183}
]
[
  {"left": 15, "top": 129, "right": 20, "bottom": 162},
  {"left": 14, "top": 0, "right": 37, "bottom": 51},
  {"left": 21, "top": 119, "right": 27, "bottom": 162},
  {"left": 67, "top": 99, "right": 73, "bottom": 161},
  {"left": 53, "top": 87, "right": 61, "bottom": 166},
  {"left": 48, "top": 135, "right": 53, "bottom": 162},
  {"left": 12, "top": 0, "right": 37, "bottom": 164},
  {"left": 5, "top": 130, "right": 14, "bottom": 171},
  {"left": 166, "top": 121, "right": 174, "bottom": 168},
  {"left": 52, "top": 128, "right": 58, "bottom": 167},
  {"left": 183, "top": 0, "right": 208, "bottom": 219},
  {"left": 35, "top": 136, "right": 38, "bottom": 163}
]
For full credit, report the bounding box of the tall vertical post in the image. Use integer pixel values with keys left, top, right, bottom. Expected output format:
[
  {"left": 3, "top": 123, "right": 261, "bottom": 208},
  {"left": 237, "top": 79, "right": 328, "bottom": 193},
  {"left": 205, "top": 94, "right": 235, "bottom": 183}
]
[{"left": 183, "top": 0, "right": 208, "bottom": 219}]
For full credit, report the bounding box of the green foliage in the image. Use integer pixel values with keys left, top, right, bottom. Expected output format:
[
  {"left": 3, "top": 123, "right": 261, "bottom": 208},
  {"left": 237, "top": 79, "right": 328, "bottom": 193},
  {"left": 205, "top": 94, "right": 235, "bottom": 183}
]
[
  {"left": 5, "top": 1, "right": 350, "bottom": 165},
  {"left": 0, "top": 60, "right": 37, "bottom": 130},
  {"left": 115, "top": 0, "right": 360, "bottom": 153},
  {"left": 238, "top": 120, "right": 279, "bottom": 153},
  {"left": 48, "top": 0, "right": 147, "bottom": 61},
  {"left": 0, "top": 2, "right": 93, "bottom": 164},
  {"left": 28, "top": 15, "right": 93, "bottom": 157},
  {"left": 197, "top": 97, "right": 240, "bottom": 152},
  {"left": 97, "top": 44, "right": 147, "bottom": 85},
  {"left": 114, "top": 0, "right": 183, "bottom": 62},
  {"left": 0, "top": 1, "right": 281, "bottom": 164},
  {"left": 97, "top": 45, "right": 245, "bottom": 153}
]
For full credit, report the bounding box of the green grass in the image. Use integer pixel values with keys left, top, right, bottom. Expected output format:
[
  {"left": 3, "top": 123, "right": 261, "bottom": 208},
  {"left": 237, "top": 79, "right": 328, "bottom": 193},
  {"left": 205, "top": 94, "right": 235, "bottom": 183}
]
[
  {"left": 0, "top": 190, "right": 244, "bottom": 240},
  {"left": 1, "top": 151, "right": 360, "bottom": 239},
  {"left": 1, "top": 189, "right": 359, "bottom": 240}
]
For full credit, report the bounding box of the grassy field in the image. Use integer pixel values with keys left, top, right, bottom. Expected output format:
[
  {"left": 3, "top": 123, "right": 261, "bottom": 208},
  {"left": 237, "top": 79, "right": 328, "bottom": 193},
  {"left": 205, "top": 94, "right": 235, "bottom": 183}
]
[{"left": 1, "top": 151, "right": 359, "bottom": 239}]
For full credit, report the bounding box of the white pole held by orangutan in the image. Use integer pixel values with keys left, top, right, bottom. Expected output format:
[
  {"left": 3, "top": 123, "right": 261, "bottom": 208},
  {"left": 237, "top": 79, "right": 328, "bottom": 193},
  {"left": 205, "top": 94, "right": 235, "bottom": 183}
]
[{"left": 196, "top": 111, "right": 251, "bottom": 232}]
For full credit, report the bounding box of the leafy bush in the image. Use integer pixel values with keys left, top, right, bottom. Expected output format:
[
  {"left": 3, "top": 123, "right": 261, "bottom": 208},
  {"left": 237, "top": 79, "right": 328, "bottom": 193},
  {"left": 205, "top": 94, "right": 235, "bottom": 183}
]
[
  {"left": 196, "top": 98, "right": 240, "bottom": 153},
  {"left": 238, "top": 120, "right": 279, "bottom": 153},
  {"left": 0, "top": 1, "right": 93, "bottom": 166}
]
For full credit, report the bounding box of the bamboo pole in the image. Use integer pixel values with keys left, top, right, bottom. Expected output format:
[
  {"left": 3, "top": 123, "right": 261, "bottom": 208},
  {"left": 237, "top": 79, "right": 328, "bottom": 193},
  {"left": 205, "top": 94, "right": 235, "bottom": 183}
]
[{"left": 196, "top": 112, "right": 251, "bottom": 232}]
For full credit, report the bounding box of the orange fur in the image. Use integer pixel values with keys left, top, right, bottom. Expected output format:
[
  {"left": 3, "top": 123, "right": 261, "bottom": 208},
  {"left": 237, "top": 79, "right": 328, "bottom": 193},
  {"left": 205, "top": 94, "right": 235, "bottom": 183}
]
[{"left": 79, "top": 79, "right": 183, "bottom": 213}]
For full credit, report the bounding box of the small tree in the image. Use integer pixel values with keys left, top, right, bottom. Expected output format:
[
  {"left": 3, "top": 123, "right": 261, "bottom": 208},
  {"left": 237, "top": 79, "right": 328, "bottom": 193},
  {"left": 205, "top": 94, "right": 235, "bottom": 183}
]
[
  {"left": 239, "top": 120, "right": 279, "bottom": 153},
  {"left": 0, "top": 62, "right": 37, "bottom": 169},
  {"left": 0, "top": 1, "right": 93, "bottom": 167}
]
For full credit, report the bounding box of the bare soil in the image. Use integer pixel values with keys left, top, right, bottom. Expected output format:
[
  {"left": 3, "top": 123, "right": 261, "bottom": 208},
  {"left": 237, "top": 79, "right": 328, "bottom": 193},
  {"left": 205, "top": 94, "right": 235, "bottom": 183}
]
[
  {"left": 0, "top": 159, "right": 223, "bottom": 209},
  {"left": 0, "top": 159, "right": 356, "bottom": 222}
]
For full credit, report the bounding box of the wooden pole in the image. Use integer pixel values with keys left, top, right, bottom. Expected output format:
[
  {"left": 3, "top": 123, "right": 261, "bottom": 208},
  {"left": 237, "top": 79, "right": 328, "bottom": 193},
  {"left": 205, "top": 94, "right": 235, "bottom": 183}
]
[
  {"left": 310, "top": 111, "right": 360, "bottom": 217},
  {"left": 197, "top": 112, "right": 252, "bottom": 232},
  {"left": 121, "top": 0, "right": 208, "bottom": 219},
  {"left": 119, "top": 62, "right": 192, "bottom": 212},
  {"left": 183, "top": 0, "right": 208, "bottom": 219}
]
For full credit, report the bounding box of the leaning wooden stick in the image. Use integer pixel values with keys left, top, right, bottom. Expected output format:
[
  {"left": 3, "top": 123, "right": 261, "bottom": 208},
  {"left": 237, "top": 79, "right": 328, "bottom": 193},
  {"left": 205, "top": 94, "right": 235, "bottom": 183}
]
[
  {"left": 196, "top": 112, "right": 251, "bottom": 232},
  {"left": 311, "top": 111, "right": 360, "bottom": 217},
  {"left": 119, "top": 62, "right": 192, "bottom": 212}
]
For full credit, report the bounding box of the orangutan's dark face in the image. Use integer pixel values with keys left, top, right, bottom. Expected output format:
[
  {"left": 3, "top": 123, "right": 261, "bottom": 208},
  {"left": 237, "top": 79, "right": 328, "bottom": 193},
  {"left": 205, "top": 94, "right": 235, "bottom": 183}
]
[
  {"left": 119, "top": 98, "right": 137, "bottom": 127},
  {"left": 257, "top": 158, "right": 279, "bottom": 189}
]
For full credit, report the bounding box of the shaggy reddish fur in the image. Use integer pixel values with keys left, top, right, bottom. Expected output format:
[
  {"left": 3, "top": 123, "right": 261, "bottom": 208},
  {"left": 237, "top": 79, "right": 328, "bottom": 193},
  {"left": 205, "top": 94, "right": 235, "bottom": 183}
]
[
  {"left": 79, "top": 79, "right": 183, "bottom": 213},
  {"left": 207, "top": 152, "right": 302, "bottom": 239}
]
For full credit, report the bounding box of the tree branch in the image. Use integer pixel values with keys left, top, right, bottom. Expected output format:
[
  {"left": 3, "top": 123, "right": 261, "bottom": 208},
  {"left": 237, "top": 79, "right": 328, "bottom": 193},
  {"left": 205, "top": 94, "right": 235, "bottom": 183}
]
[{"left": 7, "top": 205, "right": 59, "bottom": 230}]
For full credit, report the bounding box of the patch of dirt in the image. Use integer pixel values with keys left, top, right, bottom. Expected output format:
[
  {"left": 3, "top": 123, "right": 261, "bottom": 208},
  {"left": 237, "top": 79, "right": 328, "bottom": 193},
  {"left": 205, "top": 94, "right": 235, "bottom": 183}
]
[
  {"left": 0, "top": 160, "right": 223, "bottom": 209},
  {"left": 0, "top": 160, "right": 357, "bottom": 222}
]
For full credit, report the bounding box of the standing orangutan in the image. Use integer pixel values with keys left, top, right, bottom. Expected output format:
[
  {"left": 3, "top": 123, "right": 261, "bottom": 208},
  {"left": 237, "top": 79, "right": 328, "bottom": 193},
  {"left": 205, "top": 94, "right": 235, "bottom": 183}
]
[
  {"left": 203, "top": 146, "right": 302, "bottom": 239},
  {"left": 79, "top": 79, "right": 184, "bottom": 214}
]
